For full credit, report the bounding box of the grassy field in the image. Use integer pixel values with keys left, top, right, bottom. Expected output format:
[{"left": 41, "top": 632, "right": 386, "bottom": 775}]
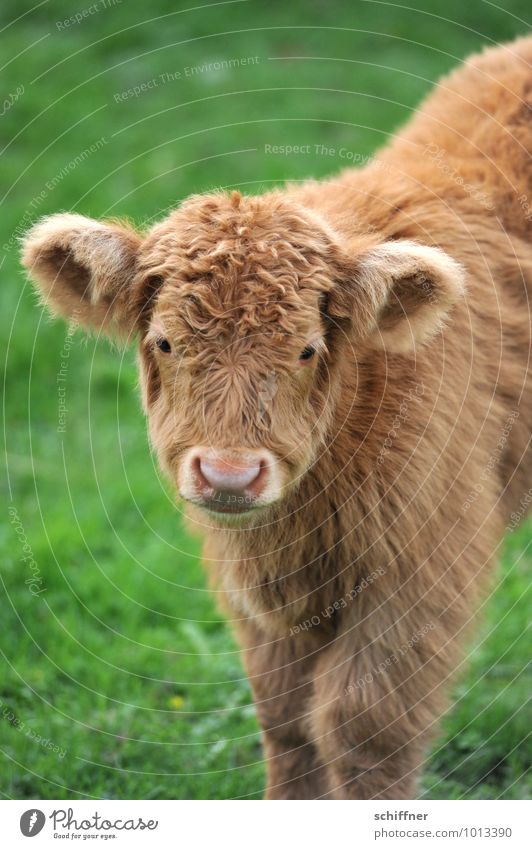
[{"left": 1, "top": 0, "right": 531, "bottom": 800}]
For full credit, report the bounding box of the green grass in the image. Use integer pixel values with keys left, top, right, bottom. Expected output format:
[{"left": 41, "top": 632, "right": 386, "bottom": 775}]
[{"left": 1, "top": 0, "right": 530, "bottom": 799}]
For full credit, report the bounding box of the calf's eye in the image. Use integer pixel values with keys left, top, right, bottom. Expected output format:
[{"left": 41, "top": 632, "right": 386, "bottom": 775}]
[
  {"left": 156, "top": 337, "right": 171, "bottom": 353},
  {"left": 299, "top": 345, "right": 316, "bottom": 363}
]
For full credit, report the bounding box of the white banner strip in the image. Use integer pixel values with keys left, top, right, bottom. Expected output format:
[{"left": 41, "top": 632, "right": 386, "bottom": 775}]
[{"left": 0, "top": 799, "right": 530, "bottom": 847}]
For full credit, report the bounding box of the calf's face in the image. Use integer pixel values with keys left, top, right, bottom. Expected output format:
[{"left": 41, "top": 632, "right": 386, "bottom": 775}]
[{"left": 21, "top": 191, "right": 465, "bottom": 524}]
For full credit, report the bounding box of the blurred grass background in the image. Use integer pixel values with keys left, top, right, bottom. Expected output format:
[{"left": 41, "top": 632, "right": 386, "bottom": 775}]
[{"left": 1, "top": 0, "right": 530, "bottom": 799}]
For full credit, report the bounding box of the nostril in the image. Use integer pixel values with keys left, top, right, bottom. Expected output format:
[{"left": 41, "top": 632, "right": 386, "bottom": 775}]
[
  {"left": 250, "top": 460, "right": 268, "bottom": 496},
  {"left": 191, "top": 455, "right": 209, "bottom": 490}
]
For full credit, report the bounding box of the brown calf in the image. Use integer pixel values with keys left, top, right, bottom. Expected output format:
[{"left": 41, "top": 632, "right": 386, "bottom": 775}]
[{"left": 22, "top": 37, "right": 532, "bottom": 798}]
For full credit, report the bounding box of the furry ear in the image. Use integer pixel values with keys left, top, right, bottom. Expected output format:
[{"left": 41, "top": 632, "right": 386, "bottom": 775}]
[
  {"left": 21, "top": 213, "right": 143, "bottom": 336},
  {"left": 327, "top": 240, "right": 466, "bottom": 353}
]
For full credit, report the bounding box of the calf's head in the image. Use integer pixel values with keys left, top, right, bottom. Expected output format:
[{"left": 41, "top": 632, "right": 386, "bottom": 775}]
[{"left": 21, "top": 191, "right": 464, "bottom": 524}]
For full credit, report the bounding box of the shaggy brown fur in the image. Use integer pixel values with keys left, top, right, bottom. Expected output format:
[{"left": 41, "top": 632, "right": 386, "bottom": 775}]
[{"left": 22, "top": 37, "right": 532, "bottom": 799}]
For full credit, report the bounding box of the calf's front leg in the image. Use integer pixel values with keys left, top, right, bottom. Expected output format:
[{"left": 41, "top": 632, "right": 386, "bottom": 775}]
[
  {"left": 309, "top": 613, "right": 451, "bottom": 799},
  {"left": 236, "top": 620, "right": 331, "bottom": 799}
]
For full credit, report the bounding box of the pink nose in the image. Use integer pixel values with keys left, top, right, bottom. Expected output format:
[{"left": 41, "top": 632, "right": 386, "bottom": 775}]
[
  {"left": 199, "top": 457, "right": 262, "bottom": 492},
  {"left": 191, "top": 451, "right": 269, "bottom": 510}
]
